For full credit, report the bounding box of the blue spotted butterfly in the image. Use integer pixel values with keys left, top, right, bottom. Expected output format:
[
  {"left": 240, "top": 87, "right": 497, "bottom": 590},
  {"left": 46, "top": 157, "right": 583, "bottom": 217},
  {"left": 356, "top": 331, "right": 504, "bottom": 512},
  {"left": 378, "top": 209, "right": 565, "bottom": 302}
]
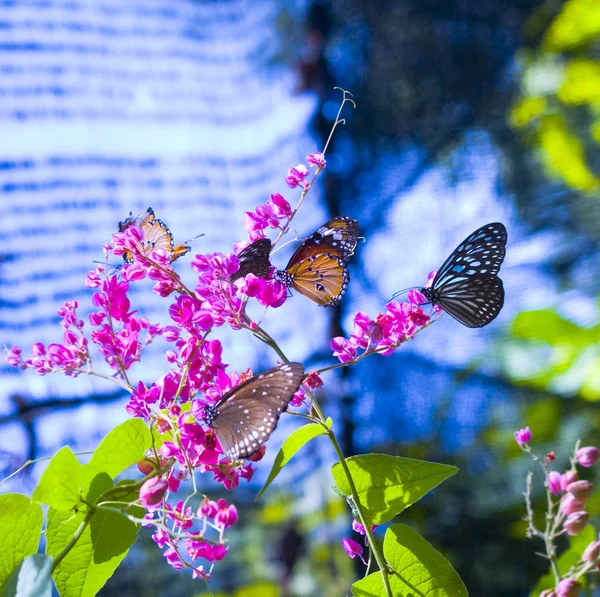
[{"left": 417, "top": 222, "right": 507, "bottom": 328}]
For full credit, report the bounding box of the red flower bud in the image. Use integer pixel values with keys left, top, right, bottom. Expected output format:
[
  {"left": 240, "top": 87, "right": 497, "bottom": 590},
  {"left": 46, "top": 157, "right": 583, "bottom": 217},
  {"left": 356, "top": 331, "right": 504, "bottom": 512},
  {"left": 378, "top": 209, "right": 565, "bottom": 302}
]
[{"left": 546, "top": 451, "right": 556, "bottom": 462}]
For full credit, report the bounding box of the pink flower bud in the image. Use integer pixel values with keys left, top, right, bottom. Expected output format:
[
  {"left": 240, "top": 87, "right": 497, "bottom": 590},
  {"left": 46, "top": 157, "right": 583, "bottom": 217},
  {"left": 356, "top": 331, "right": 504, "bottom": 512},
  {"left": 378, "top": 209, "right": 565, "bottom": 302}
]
[
  {"left": 560, "top": 494, "right": 586, "bottom": 515},
  {"left": 139, "top": 476, "right": 168, "bottom": 508},
  {"left": 560, "top": 470, "right": 578, "bottom": 491},
  {"left": 576, "top": 447, "right": 600, "bottom": 467},
  {"left": 556, "top": 578, "right": 582, "bottom": 597},
  {"left": 563, "top": 511, "right": 589, "bottom": 536},
  {"left": 546, "top": 451, "right": 556, "bottom": 462},
  {"left": 582, "top": 540, "right": 600, "bottom": 563},
  {"left": 566, "top": 480, "right": 593, "bottom": 500},
  {"left": 137, "top": 460, "right": 156, "bottom": 475},
  {"left": 514, "top": 427, "right": 532, "bottom": 446},
  {"left": 548, "top": 471, "right": 562, "bottom": 495}
]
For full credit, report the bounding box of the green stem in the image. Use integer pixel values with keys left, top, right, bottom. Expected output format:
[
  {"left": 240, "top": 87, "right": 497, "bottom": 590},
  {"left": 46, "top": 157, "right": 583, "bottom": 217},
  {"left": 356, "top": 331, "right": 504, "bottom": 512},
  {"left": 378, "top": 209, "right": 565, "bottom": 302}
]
[
  {"left": 327, "top": 426, "right": 392, "bottom": 595},
  {"left": 51, "top": 508, "right": 95, "bottom": 573},
  {"left": 250, "top": 325, "right": 393, "bottom": 597}
]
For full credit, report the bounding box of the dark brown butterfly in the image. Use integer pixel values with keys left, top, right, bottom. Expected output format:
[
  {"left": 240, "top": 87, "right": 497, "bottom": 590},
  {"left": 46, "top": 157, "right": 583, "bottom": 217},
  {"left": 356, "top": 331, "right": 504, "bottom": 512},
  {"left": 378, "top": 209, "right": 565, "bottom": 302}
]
[
  {"left": 203, "top": 362, "right": 305, "bottom": 460},
  {"left": 418, "top": 222, "right": 507, "bottom": 328},
  {"left": 275, "top": 216, "right": 359, "bottom": 306},
  {"left": 230, "top": 238, "right": 273, "bottom": 283},
  {"left": 118, "top": 207, "right": 191, "bottom": 264}
]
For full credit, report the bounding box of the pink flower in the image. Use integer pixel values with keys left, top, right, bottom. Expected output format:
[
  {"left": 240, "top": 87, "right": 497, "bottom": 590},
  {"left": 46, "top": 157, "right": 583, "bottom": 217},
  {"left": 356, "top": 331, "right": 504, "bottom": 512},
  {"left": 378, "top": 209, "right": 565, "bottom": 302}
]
[
  {"left": 351, "top": 520, "right": 378, "bottom": 536},
  {"left": 539, "top": 591, "right": 556, "bottom": 597},
  {"left": 267, "top": 193, "right": 292, "bottom": 218},
  {"left": 341, "top": 538, "right": 366, "bottom": 564},
  {"left": 514, "top": 427, "right": 532, "bottom": 446},
  {"left": 556, "top": 578, "right": 582, "bottom": 597},
  {"left": 407, "top": 289, "right": 427, "bottom": 306},
  {"left": 547, "top": 471, "right": 562, "bottom": 495},
  {"left": 163, "top": 547, "right": 184, "bottom": 570},
  {"left": 306, "top": 151, "right": 326, "bottom": 169},
  {"left": 215, "top": 503, "right": 238, "bottom": 529},
  {"left": 139, "top": 476, "right": 168, "bottom": 508},
  {"left": 152, "top": 528, "right": 170, "bottom": 549},
  {"left": 286, "top": 164, "right": 310, "bottom": 189},
  {"left": 198, "top": 497, "right": 218, "bottom": 519},
  {"left": 576, "top": 446, "right": 600, "bottom": 467},
  {"left": 563, "top": 511, "right": 589, "bottom": 536},
  {"left": 330, "top": 337, "right": 357, "bottom": 363}
]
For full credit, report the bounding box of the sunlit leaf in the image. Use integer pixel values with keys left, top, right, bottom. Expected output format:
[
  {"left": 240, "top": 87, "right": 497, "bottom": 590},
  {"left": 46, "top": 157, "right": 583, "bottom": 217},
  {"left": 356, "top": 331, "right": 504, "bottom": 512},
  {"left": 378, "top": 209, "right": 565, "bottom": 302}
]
[
  {"left": 0, "top": 494, "right": 43, "bottom": 588},
  {"left": 352, "top": 524, "right": 468, "bottom": 596},
  {"left": 46, "top": 506, "right": 136, "bottom": 597},
  {"left": 32, "top": 447, "right": 82, "bottom": 511},
  {"left": 88, "top": 418, "right": 159, "bottom": 479},
  {"left": 331, "top": 454, "right": 457, "bottom": 525},
  {"left": 255, "top": 420, "right": 330, "bottom": 500}
]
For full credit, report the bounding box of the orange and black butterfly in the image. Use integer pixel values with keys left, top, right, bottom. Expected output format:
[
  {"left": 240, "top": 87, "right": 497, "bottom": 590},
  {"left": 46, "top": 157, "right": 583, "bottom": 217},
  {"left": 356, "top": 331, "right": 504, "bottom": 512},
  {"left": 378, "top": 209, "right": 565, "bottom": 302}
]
[
  {"left": 275, "top": 216, "right": 359, "bottom": 307},
  {"left": 118, "top": 207, "right": 191, "bottom": 264}
]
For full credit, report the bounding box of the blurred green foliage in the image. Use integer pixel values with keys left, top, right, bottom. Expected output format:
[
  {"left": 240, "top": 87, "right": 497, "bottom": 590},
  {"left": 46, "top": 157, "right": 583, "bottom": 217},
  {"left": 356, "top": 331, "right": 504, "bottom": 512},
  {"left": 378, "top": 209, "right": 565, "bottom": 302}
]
[{"left": 511, "top": 0, "right": 600, "bottom": 194}]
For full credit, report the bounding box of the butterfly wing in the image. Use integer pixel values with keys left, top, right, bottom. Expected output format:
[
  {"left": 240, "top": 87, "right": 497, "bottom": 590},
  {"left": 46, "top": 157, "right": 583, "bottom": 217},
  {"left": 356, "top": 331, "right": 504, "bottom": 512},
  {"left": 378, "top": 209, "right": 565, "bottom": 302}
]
[
  {"left": 277, "top": 216, "right": 359, "bottom": 306},
  {"left": 432, "top": 222, "right": 507, "bottom": 289},
  {"left": 435, "top": 274, "right": 504, "bottom": 328},
  {"left": 231, "top": 238, "right": 272, "bottom": 283},
  {"left": 286, "top": 252, "right": 349, "bottom": 306},
  {"left": 208, "top": 362, "right": 305, "bottom": 460},
  {"left": 118, "top": 207, "right": 189, "bottom": 264}
]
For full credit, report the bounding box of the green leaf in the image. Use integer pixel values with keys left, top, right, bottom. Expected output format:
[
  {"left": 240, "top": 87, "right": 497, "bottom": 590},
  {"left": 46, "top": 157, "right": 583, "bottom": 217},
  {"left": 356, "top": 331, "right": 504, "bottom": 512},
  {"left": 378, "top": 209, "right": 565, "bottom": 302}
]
[
  {"left": 0, "top": 554, "right": 53, "bottom": 597},
  {"left": 352, "top": 524, "right": 468, "bottom": 596},
  {"left": 88, "top": 418, "right": 159, "bottom": 480},
  {"left": 530, "top": 525, "right": 596, "bottom": 597},
  {"left": 331, "top": 454, "right": 457, "bottom": 525},
  {"left": 512, "top": 309, "right": 598, "bottom": 347},
  {"left": 0, "top": 494, "right": 43, "bottom": 589},
  {"left": 46, "top": 506, "right": 138, "bottom": 597},
  {"left": 32, "top": 447, "right": 82, "bottom": 510},
  {"left": 255, "top": 422, "right": 329, "bottom": 500}
]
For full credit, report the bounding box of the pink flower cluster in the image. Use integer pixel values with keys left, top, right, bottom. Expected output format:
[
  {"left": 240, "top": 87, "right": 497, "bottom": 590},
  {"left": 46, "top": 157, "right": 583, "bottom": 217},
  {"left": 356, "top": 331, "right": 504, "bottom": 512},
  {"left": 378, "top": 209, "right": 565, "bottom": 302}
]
[
  {"left": 243, "top": 193, "right": 293, "bottom": 241},
  {"left": 5, "top": 300, "right": 89, "bottom": 377},
  {"left": 331, "top": 297, "right": 430, "bottom": 363},
  {"left": 285, "top": 151, "right": 326, "bottom": 190},
  {"left": 144, "top": 490, "right": 239, "bottom": 580},
  {"left": 544, "top": 447, "right": 599, "bottom": 537}
]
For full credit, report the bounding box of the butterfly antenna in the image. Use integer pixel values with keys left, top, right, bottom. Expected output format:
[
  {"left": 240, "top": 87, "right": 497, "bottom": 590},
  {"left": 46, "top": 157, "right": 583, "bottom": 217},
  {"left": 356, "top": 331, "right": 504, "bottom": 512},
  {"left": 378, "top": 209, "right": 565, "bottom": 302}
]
[
  {"left": 389, "top": 287, "right": 411, "bottom": 301},
  {"left": 182, "top": 232, "right": 205, "bottom": 245}
]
